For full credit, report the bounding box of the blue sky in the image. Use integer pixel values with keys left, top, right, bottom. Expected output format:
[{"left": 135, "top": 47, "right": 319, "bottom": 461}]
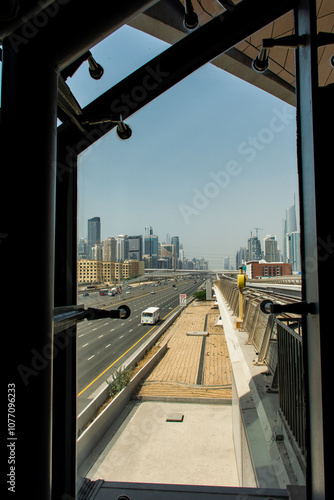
[
  {"left": 68, "top": 25, "right": 298, "bottom": 269},
  {"left": 2, "top": 23, "right": 299, "bottom": 269}
]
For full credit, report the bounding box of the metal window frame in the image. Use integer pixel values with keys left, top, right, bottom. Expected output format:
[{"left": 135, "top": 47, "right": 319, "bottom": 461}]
[{"left": 2, "top": 0, "right": 330, "bottom": 498}]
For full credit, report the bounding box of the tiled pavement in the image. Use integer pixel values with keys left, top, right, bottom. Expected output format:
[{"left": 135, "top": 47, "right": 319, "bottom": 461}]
[{"left": 133, "top": 301, "right": 232, "bottom": 401}]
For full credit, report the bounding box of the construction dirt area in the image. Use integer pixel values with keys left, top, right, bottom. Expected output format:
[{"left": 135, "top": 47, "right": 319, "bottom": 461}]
[{"left": 133, "top": 301, "right": 233, "bottom": 402}]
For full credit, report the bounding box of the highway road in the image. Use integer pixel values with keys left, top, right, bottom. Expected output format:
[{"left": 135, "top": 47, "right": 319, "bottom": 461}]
[{"left": 76, "top": 279, "right": 204, "bottom": 414}]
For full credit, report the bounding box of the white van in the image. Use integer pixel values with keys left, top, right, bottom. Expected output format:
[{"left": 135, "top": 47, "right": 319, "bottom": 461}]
[{"left": 141, "top": 307, "right": 160, "bottom": 325}]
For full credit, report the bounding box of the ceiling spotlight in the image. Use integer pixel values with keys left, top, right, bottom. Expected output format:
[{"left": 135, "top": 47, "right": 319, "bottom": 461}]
[
  {"left": 252, "top": 35, "right": 307, "bottom": 74},
  {"left": 116, "top": 119, "right": 132, "bottom": 140},
  {"left": 87, "top": 53, "right": 104, "bottom": 80},
  {"left": 184, "top": 0, "right": 198, "bottom": 30},
  {"left": 252, "top": 46, "right": 269, "bottom": 73}
]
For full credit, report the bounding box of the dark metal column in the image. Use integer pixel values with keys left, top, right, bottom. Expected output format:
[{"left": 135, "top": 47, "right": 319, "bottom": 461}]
[
  {"left": 53, "top": 130, "right": 79, "bottom": 499},
  {"left": 295, "top": 1, "right": 333, "bottom": 498},
  {"left": 0, "top": 40, "right": 58, "bottom": 499}
]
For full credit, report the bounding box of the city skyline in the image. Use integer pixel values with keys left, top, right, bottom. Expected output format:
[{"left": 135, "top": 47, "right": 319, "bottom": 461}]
[
  {"left": 79, "top": 210, "right": 299, "bottom": 271},
  {"left": 79, "top": 219, "right": 209, "bottom": 268}
]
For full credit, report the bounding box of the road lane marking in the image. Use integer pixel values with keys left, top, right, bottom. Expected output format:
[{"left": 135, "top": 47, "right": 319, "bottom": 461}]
[
  {"left": 82, "top": 343, "right": 88, "bottom": 348},
  {"left": 77, "top": 304, "right": 180, "bottom": 398},
  {"left": 87, "top": 355, "right": 95, "bottom": 360},
  {"left": 105, "top": 344, "right": 111, "bottom": 348},
  {"left": 98, "top": 335, "right": 104, "bottom": 338}
]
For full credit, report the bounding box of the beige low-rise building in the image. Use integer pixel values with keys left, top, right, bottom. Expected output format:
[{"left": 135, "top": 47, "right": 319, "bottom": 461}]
[
  {"left": 78, "top": 259, "right": 145, "bottom": 285},
  {"left": 77, "top": 259, "right": 103, "bottom": 284}
]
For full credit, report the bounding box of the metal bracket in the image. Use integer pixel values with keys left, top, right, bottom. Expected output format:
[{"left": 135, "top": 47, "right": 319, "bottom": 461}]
[
  {"left": 262, "top": 34, "right": 307, "bottom": 49},
  {"left": 260, "top": 299, "right": 316, "bottom": 316},
  {"left": 317, "top": 31, "right": 334, "bottom": 47},
  {"left": 54, "top": 304, "right": 131, "bottom": 334}
]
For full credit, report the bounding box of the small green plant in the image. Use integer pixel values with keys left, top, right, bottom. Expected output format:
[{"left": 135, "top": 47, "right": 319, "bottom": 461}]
[
  {"left": 106, "top": 367, "right": 132, "bottom": 398},
  {"left": 193, "top": 290, "right": 207, "bottom": 301}
]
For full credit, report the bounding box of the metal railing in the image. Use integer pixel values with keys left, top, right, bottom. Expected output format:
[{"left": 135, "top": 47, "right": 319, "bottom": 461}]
[
  {"left": 215, "top": 278, "right": 306, "bottom": 457},
  {"left": 276, "top": 319, "right": 306, "bottom": 455}
]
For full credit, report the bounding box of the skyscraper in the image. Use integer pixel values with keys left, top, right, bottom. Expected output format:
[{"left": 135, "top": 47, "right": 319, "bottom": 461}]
[
  {"left": 102, "top": 237, "right": 117, "bottom": 262},
  {"left": 171, "top": 236, "right": 180, "bottom": 268},
  {"left": 116, "top": 235, "right": 129, "bottom": 262},
  {"left": 144, "top": 226, "right": 158, "bottom": 268},
  {"left": 128, "top": 235, "right": 143, "bottom": 261},
  {"left": 264, "top": 235, "right": 280, "bottom": 262},
  {"left": 283, "top": 198, "right": 297, "bottom": 263},
  {"left": 236, "top": 247, "right": 247, "bottom": 269},
  {"left": 291, "top": 231, "right": 301, "bottom": 273},
  {"left": 87, "top": 217, "right": 101, "bottom": 259},
  {"left": 171, "top": 236, "right": 180, "bottom": 257},
  {"left": 160, "top": 243, "right": 176, "bottom": 269},
  {"left": 78, "top": 238, "right": 88, "bottom": 259},
  {"left": 248, "top": 234, "right": 262, "bottom": 261}
]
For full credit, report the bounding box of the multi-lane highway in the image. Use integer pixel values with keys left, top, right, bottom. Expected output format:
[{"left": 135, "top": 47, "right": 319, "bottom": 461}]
[{"left": 77, "top": 279, "right": 204, "bottom": 413}]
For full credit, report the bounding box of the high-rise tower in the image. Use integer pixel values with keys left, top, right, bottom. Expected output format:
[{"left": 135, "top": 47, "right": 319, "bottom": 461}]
[
  {"left": 264, "top": 235, "right": 280, "bottom": 262},
  {"left": 87, "top": 217, "right": 101, "bottom": 259},
  {"left": 283, "top": 198, "right": 299, "bottom": 264},
  {"left": 128, "top": 235, "right": 143, "bottom": 261},
  {"left": 144, "top": 226, "right": 158, "bottom": 268}
]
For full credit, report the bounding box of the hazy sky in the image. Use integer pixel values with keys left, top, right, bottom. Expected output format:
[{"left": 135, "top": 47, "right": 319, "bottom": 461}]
[{"left": 65, "top": 25, "right": 298, "bottom": 269}]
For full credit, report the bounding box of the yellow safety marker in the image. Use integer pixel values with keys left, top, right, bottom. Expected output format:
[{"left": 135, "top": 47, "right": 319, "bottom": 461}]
[
  {"left": 236, "top": 267, "right": 246, "bottom": 329},
  {"left": 77, "top": 304, "right": 180, "bottom": 397}
]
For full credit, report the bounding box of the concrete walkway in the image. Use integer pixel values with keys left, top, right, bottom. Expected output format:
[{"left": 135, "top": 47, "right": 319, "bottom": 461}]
[
  {"left": 89, "top": 401, "right": 238, "bottom": 486},
  {"left": 84, "top": 301, "right": 239, "bottom": 487}
]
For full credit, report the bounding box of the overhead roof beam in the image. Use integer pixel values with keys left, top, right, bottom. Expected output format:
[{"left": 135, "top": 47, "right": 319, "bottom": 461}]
[{"left": 3, "top": 0, "right": 159, "bottom": 70}]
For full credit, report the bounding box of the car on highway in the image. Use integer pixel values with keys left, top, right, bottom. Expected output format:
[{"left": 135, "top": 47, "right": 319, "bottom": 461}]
[{"left": 151, "top": 291, "right": 156, "bottom": 294}]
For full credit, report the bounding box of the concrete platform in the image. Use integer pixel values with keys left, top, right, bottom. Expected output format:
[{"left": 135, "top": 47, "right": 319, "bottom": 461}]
[{"left": 87, "top": 401, "right": 239, "bottom": 487}]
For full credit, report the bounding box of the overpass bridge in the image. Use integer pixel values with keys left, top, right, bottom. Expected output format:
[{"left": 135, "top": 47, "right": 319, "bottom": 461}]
[{"left": 143, "top": 268, "right": 212, "bottom": 278}]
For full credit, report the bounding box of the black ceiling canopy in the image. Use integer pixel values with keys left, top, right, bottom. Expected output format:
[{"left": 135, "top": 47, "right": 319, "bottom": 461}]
[{"left": 57, "top": 0, "right": 294, "bottom": 153}]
